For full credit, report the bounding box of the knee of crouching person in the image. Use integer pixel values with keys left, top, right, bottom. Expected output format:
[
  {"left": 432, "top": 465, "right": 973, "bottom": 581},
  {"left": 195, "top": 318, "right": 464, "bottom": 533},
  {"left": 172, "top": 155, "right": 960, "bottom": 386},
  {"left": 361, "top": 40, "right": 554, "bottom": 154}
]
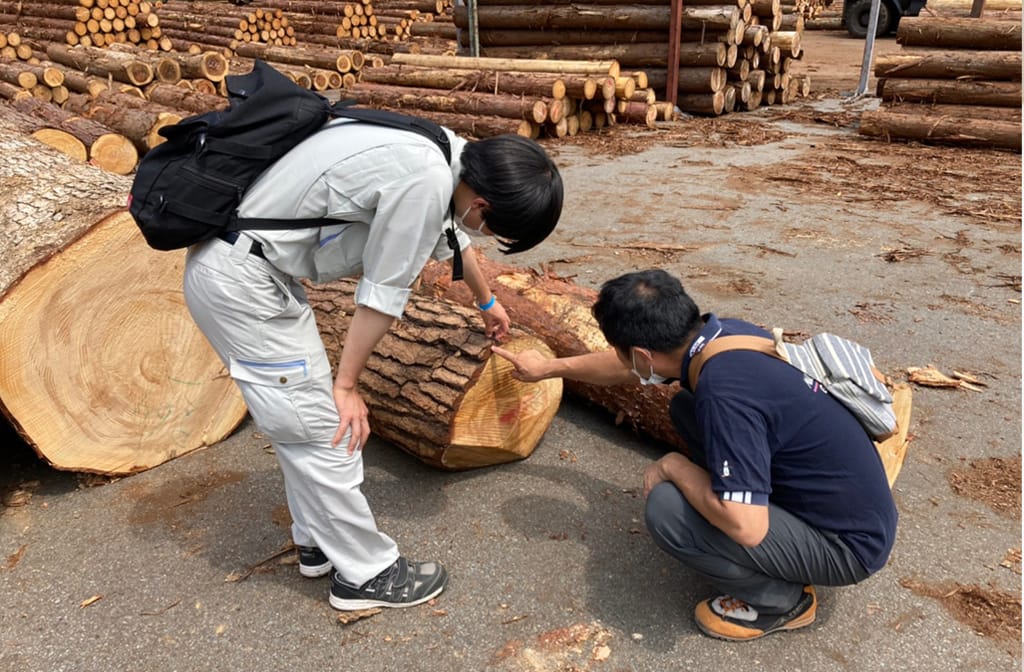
[{"left": 644, "top": 481, "right": 686, "bottom": 543}]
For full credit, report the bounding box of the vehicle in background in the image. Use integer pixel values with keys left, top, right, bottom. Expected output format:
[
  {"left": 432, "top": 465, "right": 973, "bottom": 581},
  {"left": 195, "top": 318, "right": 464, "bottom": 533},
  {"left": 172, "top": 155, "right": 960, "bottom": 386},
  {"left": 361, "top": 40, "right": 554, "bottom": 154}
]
[{"left": 842, "top": 0, "right": 928, "bottom": 37}]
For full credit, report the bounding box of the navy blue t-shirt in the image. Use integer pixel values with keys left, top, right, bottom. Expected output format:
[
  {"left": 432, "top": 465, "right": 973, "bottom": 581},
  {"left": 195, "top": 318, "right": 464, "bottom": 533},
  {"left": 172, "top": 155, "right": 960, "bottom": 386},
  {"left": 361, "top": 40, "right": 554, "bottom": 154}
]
[{"left": 681, "top": 314, "right": 898, "bottom": 574}]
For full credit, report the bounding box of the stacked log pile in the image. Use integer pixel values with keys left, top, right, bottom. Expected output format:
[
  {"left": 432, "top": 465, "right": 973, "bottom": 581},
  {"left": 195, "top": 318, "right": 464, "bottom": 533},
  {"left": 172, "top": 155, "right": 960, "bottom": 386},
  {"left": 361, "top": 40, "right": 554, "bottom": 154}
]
[
  {"left": 859, "top": 16, "right": 1022, "bottom": 151},
  {"left": 0, "top": 0, "right": 165, "bottom": 50},
  {"left": 352, "top": 53, "right": 662, "bottom": 139},
  {"left": 0, "top": 38, "right": 237, "bottom": 171},
  {"left": 451, "top": 0, "right": 814, "bottom": 115}
]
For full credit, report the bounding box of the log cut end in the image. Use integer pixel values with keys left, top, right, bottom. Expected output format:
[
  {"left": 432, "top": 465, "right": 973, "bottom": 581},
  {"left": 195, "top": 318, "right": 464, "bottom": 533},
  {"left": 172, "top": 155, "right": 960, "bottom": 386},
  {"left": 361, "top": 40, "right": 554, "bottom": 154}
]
[
  {"left": 0, "top": 211, "right": 247, "bottom": 475},
  {"left": 30, "top": 129, "right": 87, "bottom": 162},
  {"left": 90, "top": 133, "right": 139, "bottom": 175},
  {"left": 445, "top": 336, "right": 562, "bottom": 470},
  {"left": 876, "top": 383, "right": 913, "bottom": 488}
]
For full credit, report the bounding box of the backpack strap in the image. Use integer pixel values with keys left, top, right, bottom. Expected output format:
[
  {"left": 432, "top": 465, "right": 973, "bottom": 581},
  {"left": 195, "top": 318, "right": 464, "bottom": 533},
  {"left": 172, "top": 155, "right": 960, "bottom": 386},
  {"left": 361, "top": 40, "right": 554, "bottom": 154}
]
[
  {"left": 327, "top": 104, "right": 453, "bottom": 164},
  {"left": 686, "top": 334, "right": 784, "bottom": 391}
]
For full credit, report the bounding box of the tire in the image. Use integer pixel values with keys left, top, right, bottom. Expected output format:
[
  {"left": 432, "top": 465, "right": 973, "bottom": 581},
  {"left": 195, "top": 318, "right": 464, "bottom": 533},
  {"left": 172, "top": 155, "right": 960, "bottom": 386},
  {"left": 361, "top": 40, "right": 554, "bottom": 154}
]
[{"left": 844, "top": 0, "right": 894, "bottom": 38}]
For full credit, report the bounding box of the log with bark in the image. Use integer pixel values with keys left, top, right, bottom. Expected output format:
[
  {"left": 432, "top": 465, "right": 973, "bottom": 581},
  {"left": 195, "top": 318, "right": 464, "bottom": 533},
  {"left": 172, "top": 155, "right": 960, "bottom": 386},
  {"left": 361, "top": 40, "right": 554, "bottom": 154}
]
[
  {"left": 391, "top": 53, "right": 621, "bottom": 77},
  {"left": 877, "top": 77, "right": 1021, "bottom": 106},
  {"left": 5, "top": 96, "right": 138, "bottom": 174},
  {"left": 62, "top": 91, "right": 183, "bottom": 151},
  {"left": 896, "top": 16, "right": 1023, "bottom": 50},
  {"left": 307, "top": 279, "right": 563, "bottom": 470},
  {"left": 347, "top": 82, "right": 551, "bottom": 123},
  {"left": 0, "top": 113, "right": 246, "bottom": 475},
  {"left": 45, "top": 43, "right": 154, "bottom": 87},
  {"left": 859, "top": 108, "right": 1021, "bottom": 150},
  {"left": 417, "top": 253, "right": 686, "bottom": 452},
  {"left": 874, "top": 50, "right": 1022, "bottom": 80}
]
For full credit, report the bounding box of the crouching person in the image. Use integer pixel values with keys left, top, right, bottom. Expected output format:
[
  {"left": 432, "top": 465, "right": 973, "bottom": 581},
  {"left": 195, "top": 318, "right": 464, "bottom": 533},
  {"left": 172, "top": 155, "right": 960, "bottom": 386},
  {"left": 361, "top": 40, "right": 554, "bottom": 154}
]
[{"left": 492, "top": 269, "right": 897, "bottom": 640}]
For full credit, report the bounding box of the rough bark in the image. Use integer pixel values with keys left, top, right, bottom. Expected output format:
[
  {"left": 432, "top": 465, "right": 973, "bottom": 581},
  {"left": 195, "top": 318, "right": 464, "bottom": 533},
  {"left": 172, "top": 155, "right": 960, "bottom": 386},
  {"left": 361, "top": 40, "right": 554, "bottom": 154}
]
[
  {"left": 877, "top": 77, "right": 1021, "bottom": 106},
  {"left": 418, "top": 253, "right": 687, "bottom": 452},
  {"left": 0, "top": 113, "right": 245, "bottom": 474},
  {"left": 308, "top": 279, "right": 563, "bottom": 470},
  {"left": 348, "top": 82, "right": 550, "bottom": 123},
  {"left": 7, "top": 96, "right": 138, "bottom": 174},
  {"left": 45, "top": 42, "right": 154, "bottom": 86},
  {"left": 359, "top": 65, "right": 583, "bottom": 100},
  {"left": 874, "top": 50, "right": 1022, "bottom": 80},
  {"left": 391, "top": 53, "right": 620, "bottom": 77},
  {"left": 896, "top": 16, "right": 1023, "bottom": 49},
  {"left": 859, "top": 108, "right": 1021, "bottom": 150}
]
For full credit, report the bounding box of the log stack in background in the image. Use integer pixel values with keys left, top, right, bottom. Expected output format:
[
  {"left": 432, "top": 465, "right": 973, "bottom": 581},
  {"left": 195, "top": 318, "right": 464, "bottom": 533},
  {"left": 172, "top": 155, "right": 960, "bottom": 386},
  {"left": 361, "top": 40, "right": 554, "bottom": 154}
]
[
  {"left": 858, "top": 15, "right": 1022, "bottom": 151},
  {"left": 350, "top": 53, "right": 659, "bottom": 139},
  {"left": 451, "top": 0, "right": 815, "bottom": 116},
  {"left": 0, "top": 0, "right": 166, "bottom": 50}
]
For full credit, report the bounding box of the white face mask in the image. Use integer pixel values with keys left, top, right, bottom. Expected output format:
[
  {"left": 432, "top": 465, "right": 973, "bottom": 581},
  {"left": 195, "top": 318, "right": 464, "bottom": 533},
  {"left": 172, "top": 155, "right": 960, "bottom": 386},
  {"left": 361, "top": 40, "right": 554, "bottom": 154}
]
[
  {"left": 454, "top": 204, "right": 487, "bottom": 237},
  {"left": 631, "top": 349, "right": 668, "bottom": 386}
]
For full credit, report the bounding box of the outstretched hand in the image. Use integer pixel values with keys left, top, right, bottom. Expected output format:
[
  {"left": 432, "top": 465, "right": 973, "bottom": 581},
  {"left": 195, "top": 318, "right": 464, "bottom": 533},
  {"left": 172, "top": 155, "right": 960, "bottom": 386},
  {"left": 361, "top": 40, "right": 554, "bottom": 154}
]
[{"left": 491, "top": 345, "right": 552, "bottom": 383}]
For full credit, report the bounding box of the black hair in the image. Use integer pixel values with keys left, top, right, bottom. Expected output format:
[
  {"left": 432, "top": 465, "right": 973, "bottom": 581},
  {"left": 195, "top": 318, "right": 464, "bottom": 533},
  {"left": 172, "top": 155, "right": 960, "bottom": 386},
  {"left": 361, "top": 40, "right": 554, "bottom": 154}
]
[
  {"left": 591, "top": 270, "right": 702, "bottom": 353},
  {"left": 459, "top": 134, "right": 563, "bottom": 254}
]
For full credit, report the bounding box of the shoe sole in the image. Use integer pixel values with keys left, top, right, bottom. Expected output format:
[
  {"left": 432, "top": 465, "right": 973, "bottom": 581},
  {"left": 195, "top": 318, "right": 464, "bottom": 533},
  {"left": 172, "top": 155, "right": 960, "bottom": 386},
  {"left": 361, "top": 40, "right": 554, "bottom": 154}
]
[
  {"left": 299, "top": 561, "right": 332, "bottom": 578},
  {"left": 328, "top": 584, "right": 445, "bottom": 611}
]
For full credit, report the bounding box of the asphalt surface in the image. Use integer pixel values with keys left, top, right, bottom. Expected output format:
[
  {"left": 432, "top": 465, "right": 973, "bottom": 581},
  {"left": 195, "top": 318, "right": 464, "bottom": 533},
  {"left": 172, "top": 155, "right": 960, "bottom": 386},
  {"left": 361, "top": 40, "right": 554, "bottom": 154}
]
[{"left": 2, "top": 99, "right": 1021, "bottom": 672}]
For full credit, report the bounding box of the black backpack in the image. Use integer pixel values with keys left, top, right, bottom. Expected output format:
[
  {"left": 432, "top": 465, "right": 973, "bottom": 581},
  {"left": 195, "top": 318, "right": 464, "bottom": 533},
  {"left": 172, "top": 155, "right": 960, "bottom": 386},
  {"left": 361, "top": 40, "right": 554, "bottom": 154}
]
[{"left": 128, "top": 60, "right": 453, "bottom": 253}]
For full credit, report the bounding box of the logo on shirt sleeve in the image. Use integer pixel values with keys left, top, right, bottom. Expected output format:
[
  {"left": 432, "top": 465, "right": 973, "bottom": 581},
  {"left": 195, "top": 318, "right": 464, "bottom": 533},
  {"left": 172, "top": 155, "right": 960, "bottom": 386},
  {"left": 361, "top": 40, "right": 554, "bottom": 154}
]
[{"left": 721, "top": 460, "right": 731, "bottom": 478}]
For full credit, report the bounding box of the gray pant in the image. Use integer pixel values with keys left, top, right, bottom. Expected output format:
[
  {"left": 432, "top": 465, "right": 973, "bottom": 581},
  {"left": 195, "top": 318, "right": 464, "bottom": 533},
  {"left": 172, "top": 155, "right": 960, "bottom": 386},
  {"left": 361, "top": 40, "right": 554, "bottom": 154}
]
[
  {"left": 643, "top": 390, "right": 869, "bottom": 614},
  {"left": 183, "top": 235, "right": 399, "bottom": 586}
]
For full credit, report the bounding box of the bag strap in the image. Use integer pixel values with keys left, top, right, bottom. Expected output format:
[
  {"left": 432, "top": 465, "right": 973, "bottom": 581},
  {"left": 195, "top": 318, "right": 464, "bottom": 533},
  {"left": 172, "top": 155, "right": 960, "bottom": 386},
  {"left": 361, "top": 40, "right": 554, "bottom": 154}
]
[
  {"left": 327, "top": 103, "right": 453, "bottom": 164},
  {"left": 688, "top": 331, "right": 890, "bottom": 392},
  {"left": 687, "top": 334, "right": 785, "bottom": 391}
]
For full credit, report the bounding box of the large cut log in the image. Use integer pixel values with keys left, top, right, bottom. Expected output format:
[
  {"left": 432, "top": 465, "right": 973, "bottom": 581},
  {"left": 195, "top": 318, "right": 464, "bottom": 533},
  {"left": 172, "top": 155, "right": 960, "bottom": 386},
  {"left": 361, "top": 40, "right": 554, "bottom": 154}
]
[
  {"left": 456, "top": 28, "right": 688, "bottom": 47},
  {"left": 877, "top": 77, "right": 1021, "bottom": 106},
  {"left": 355, "top": 105, "right": 534, "bottom": 138},
  {"left": 144, "top": 82, "right": 229, "bottom": 114},
  {"left": 45, "top": 43, "right": 154, "bottom": 87},
  {"left": 874, "top": 50, "right": 1022, "bottom": 80},
  {"left": 882, "top": 101, "right": 1022, "bottom": 121},
  {"left": 0, "top": 104, "right": 87, "bottom": 161},
  {"left": 0, "top": 113, "right": 246, "bottom": 475},
  {"left": 6, "top": 96, "right": 138, "bottom": 174},
  {"left": 359, "top": 65, "right": 591, "bottom": 100},
  {"left": 308, "top": 279, "right": 563, "bottom": 470},
  {"left": 391, "top": 53, "right": 621, "bottom": 77},
  {"left": 471, "top": 41, "right": 731, "bottom": 68},
  {"left": 417, "top": 253, "right": 913, "bottom": 485},
  {"left": 859, "top": 108, "right": 1021, "bottom": 150},
  {"left": 896, "top": 16, "right": 1023, "bottom": 49},
  {"left": 348, "top": 82, "right": 550, "bottom": 123},
  {"left": 232, "top": 43, "right": 363, "bottom": 73},
  {"left": 453, "top": 4, "right": 673, "bottom": 29},
  {"left": 417, "top": 253, "right": 686, "bottom": 451},
  {"left": 63, "top": 91, "right": 183, "bottom": 151}
]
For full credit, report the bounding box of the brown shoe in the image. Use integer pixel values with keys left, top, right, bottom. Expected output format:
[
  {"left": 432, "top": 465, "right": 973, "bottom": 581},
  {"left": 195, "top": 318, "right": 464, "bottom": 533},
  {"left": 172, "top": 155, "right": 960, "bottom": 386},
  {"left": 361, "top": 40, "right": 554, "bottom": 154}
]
[{"left": 694, "top": 585, "right": 817, "bottom": 641}]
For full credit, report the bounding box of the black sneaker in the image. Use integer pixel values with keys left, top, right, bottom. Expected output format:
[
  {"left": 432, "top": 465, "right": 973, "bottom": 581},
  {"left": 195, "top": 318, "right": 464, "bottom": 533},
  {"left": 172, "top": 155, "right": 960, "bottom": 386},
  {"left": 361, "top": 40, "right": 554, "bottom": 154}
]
[
  {"left": 329, "top": 557, "right": 448, "bottom": 610},
  {"left": 694, "top": 585, "right": 817, "bottom": 641},
  {"left": 297, "top": 545, "right": 332, "bottom": 579}
]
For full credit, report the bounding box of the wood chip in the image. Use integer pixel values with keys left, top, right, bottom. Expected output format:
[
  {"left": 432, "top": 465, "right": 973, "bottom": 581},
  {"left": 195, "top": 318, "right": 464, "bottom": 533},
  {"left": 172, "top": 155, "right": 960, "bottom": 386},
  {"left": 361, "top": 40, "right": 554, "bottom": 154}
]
[{"left": 336, "top": 608, "right": 382, "bottom": 625}]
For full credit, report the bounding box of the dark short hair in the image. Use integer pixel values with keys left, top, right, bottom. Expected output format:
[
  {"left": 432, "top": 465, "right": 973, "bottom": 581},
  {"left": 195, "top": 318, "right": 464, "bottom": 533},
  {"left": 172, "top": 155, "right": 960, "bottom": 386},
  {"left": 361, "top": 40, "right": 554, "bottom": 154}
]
[
  {"left": 592, "top": 270, "right": 702, "bottom": 353},
  {"left": 460, "top": 135, "right": 563, "bottom": 254}
]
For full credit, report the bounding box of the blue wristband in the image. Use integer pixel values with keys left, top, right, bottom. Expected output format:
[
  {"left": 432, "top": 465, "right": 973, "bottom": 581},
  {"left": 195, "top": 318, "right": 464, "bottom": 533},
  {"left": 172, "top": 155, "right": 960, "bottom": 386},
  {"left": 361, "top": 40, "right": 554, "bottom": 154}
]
[{"left": 478, "top": 295, "right": 497, "bottom": 311}]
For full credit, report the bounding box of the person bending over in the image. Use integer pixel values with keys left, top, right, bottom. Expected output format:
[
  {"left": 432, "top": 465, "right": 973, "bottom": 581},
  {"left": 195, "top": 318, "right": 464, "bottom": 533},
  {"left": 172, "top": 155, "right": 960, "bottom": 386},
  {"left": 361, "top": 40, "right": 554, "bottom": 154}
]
[{"left": 184, "top": 122, "right": 562, "bottom": 611}]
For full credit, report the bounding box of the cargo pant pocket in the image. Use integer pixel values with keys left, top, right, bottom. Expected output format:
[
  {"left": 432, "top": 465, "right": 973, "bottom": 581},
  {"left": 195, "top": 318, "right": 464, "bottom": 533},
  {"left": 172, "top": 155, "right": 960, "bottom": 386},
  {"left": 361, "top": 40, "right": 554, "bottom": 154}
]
[{"left": 229, "top": 355, "right": 335, "bottom": 444}]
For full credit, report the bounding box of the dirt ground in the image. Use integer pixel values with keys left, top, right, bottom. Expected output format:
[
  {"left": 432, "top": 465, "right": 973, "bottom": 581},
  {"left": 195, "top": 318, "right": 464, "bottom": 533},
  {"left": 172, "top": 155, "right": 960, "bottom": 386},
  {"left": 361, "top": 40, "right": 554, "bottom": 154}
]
[{"left": 1, "top": 29, "right": 1021, "bottom": 672}]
